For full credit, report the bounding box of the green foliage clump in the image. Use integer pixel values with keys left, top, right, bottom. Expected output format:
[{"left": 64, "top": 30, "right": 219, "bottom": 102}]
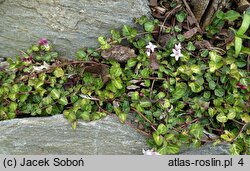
[{"left": 0, "top": 9, "right": 249, "bottom": 155}]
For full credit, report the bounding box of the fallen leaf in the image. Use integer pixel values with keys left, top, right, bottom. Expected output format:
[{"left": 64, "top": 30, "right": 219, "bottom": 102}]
[
  {"left": 84, "top": 63, "right": 110, "bottom": 83},
  {"left": 194, "top": 40, "right": 212, "bottom": 50},
  {"left": 101, "top": 45, "right": 136, "bottom": 62},
  {"left": 149, "top": 51, "right": 159, "bottom": 70},
  {"left": 184, "top": 27, "right": 198, "bottom": 39}
]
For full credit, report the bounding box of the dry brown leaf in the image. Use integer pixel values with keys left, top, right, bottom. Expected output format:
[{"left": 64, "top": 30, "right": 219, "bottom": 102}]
[
  {"left": 101, "top": 45, "right": 136, "bottom": 62},
  {"left": 194, "top": 40, "right": 212, "bottom": 50},
  {"left": 149, "top": 51, "right": 159, "bottom": 70},
  {"left": 84, "top": 63, "right": 110, "bottom": 83},
  {"left": 184, "top": 27, "right": 198, "bottom": 39}
]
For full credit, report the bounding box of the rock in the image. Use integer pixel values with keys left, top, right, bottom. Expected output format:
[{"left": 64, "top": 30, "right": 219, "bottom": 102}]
[
  {"left": 0, "top": 0, "right": 150, "bottom": 59},
  {"left": 180, "top": 143, "right": 230, "bottom": 155},
  {"left": 0, "top": 115, "right": 148, "bottom": 155},
  {"left": 0, "top": 113, "right": 231, "bottom": 155}
]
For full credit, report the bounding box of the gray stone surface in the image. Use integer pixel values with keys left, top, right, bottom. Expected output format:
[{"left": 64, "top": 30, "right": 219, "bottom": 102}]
[
  {"left": 0, "top": 115, "right": 148, "bottom": 155},
  {"left": 0, "top": 112, "right": 230, "bottom": 155},
  {"left": 0, "top": 0, "right": 150, "bottom": 58},
  {"left": 180, "top": 143, "right": 230, "bottom": 155}
]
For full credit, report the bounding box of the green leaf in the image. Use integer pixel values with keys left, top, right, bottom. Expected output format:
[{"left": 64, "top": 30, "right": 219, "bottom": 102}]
[
  {"left": 157, "top": 124, "right": 167, "bottom": 135},
  {"left": 237, "top": 8, "right": 250, "bottom": 35},
  {"left": 71, "top": 121, "right": 77, "bottom": 130},
  {"left": 8, "top": 112, "right": 16, "bottom": 119},
  {"left": 9, "top": 102, "right": 17, "bottom": 112},
  {"left": 58, "top": 96, "right": 68, "bottom": 106},
  {"left": 111, "top": 29, "right": 121, "bottom": 43},
  {"left": 157, "top": 92, "right": 166, "bottom": 99},
  {"left": 135, "top": 15, "right": 148, "bottom": 25},
  {"left": 122, "top": 25, "right": 137, "bottom": 39},
  {"left": 42, "top": 95, "right": 53, "bottom": 105},
  {"left": 241, "top": 113, "right": 250, "bottom": 123},
  {"left": 209, "top": 51, "right": 223, "bottom": 63},
  {"left": 67, "top": 113, "right": 76, "bottom": 122},
  {"left": 131, "top": 91, "right": 139, "bottom": 101},
  {"left": 173, "top": 82, "right": 187, "bottom": 99},
  {"left": 50, "top": 89, "right": 60, "bottom": 100},
  {"left": 176, "top": 11, "right": 186, "bottom": 22},
  {"left": 98, "top": 36, "right": 111, "bottom": 50},
  {"left": 165, "top": 134, "right": 175, "bottom": 141},
  {"left": 190, "top": 65, "right": 201, "bottom": 74},
  {"left": 12, "top": 84, "right": 19, "bottom": 93},
  {"left": 227, "top": 108, "right": 236, "bottom": 120},
  {"left": 32, "top": 45, "right": 39, "bottom": 51},
  {"left": 214, "top": 88, "right": 225, "bottom": 97},
  {"left": 209, "top": 80, "right": 216, "bottom": 90},
  {"left": 127, "top": 58, "right": 137, "bottom": 68},
  {"left": 158, "top": 144, "right": 180, "bottom": 155},
  {"left": 187, "top": 42, "right": 196, "bottom": 51},
  {"left": 34, "top": 81, "right": 44, "bottom": 89},
  {"left": 8, "top": 93, "right": 16, "bottom": 101},
  {"left": 139, "top": 101, "right": 152, "bottom": 108},
  {"left": 189, "top": 82, "right": 203, "bottom": 93},
  {"left": 223, "top": 10, "right": 241, "bottom": 21},
  {"left": 144, "top": 21, "right": 155, "bottom": 32},
  {"left": 216, "top": 113, "right": 228, "bottom": 123},
  {"left": 208, "top": 108, "right": 217, "bottom": 117},
  {"left": 79, "top": 111, "right": 90, "bottom": 121},
  {"left": 118, "top": 113, "right": 127, "bottom": 123},
  {"left": 19, "top": 94, "right": 29, "bottom": 102},
  {"left": 209, "top": 61, "right": 223, "bottom": 73},
  {"left": 110, "top": 62, "right": 122, "bottom": 78},
  {"left": 230, "top": 142, "right": 243, "bottom": 155},
  {"left": 46, "top": 106, "right": 53, "bottom": 114},
  {"left": 189, "top": 123, "right": 204, "bottom": 140},
  {"left": 53, "top": 67, "right": 64, "bottom": 78},
  {"left": 98, "top": 36, "right": 108, "bottom": 45},
  {"left": 76, "top": 49, "right": 88, "bottom": 60},
  {"left": 153, "top": 132, "right": 164, "bottom": 146},
  {"left": 111, "top": 78, "right": 123, "bottom": 89},
  {"left": 235, "top": 36, "right": 242, "bottom": 56},
  {"left": 221, "top": 131, "right": 235, "bottom": 142}
]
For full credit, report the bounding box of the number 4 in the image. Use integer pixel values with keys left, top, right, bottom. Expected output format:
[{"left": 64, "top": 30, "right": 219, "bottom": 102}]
[{"left": 238, "top": 158, "right": 244, "bottom": 166}]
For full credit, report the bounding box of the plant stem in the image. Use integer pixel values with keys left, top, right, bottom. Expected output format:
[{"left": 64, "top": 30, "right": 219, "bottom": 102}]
[
  {"left": 131, "top": 108, "right": 157, "bottom": 131},
  {"left": 231, "top": 122, "right": 250, "bottom": 142}
]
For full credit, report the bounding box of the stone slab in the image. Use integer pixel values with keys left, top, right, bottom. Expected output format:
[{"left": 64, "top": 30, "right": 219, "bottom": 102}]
[{"left": 0, "top": 0, "right": 150, "bottom": 58}]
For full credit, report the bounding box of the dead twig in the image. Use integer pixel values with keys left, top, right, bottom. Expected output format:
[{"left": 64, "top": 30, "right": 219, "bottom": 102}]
[
  {"left": 181, "top": 0, "right": 202, "bottom": 32},
  {"left": 131, "top": 108, "right": 157, "bottom": 131},
  {"left": 231, "top": 122, "right": 250, "bottom": 142}
]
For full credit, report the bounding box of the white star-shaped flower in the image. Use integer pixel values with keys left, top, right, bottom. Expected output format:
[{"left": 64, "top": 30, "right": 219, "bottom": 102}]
[
  {"left": 142, "top": 149, "right": 161, "bottom": 155},
  {"left": 146, "top": 42, "right": 157, "bottom": 52},
  {"left": 170, "top": 49, "right": 183, "bottom": 61},
  {"left": 175, "top": 43, "right": 182, "bottom": 51}
]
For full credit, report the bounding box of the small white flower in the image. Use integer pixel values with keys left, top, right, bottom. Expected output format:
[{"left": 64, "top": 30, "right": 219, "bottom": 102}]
[
  {"left": 171, "top": 43, "right": 183, "bottom": 61},
  {"left": 159, "top": 113, "right": 166, "bottom": 120},
  {"left": 175, "top": 43, "right": 182, "bottom": 51},
  {"left": 170, "top": 48, "right": 183, "bottom": 61},
  {"left": 146, "top": 42, "right": 157, "bottom": 53},
  {"left": 142, "top": 149, "right": 161, "bottom": 155}
]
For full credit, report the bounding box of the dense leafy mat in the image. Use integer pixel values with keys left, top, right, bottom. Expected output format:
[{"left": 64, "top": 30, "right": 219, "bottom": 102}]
[{"left": 0, "top": 7, "right": 249, "bottom": 154}]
